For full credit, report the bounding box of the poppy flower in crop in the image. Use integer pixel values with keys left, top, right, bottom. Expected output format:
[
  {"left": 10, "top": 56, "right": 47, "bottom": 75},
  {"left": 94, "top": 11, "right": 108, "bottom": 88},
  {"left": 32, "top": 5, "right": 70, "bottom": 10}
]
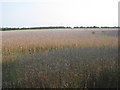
[
  {"left": 70, "top": 72, "right": 74, "bottom": 74},
  {"left": 42, "top": 76, "right": 48, "bottom": 81},
  {"left": 40, "top": 78, "right": 43, "bottom": 81}
]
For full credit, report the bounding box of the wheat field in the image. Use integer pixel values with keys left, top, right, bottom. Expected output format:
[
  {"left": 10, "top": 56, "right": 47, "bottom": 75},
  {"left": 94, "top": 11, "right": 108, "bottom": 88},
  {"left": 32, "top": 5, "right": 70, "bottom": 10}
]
[{"left": 2, "top": 29, "right": 119, "bottom": 88}]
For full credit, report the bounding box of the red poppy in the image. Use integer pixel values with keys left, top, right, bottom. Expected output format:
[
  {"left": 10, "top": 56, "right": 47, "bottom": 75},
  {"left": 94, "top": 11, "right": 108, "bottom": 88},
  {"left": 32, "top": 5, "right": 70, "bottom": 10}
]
[
  {"left": 70, "top": 72, "right": 74, "bottom": 74},
  {"left": 42, "top": 76, "right": 48, "bottom": 81}
]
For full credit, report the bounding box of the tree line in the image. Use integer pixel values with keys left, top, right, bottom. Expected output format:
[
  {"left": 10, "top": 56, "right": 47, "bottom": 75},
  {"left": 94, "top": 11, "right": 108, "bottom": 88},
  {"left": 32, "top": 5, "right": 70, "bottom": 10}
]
[
  {"left": 0, "top": 26, "right": 71, "bottom": 31},
  {"left": 0, "top": 26, "right": 120, "bottom": 31}
]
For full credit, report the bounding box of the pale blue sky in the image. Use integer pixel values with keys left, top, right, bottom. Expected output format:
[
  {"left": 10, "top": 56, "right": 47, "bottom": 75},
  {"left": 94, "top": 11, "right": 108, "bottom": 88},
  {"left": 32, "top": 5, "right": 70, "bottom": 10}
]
[{"left": 0, "top": 0, "right": 119, "bottom": 27}]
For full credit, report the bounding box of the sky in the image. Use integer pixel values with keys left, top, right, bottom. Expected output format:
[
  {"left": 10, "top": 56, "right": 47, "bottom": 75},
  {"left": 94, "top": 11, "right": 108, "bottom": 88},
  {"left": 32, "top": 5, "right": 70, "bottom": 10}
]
[{"left": 0, "top": 0, "right": 119, "bottom": 28}]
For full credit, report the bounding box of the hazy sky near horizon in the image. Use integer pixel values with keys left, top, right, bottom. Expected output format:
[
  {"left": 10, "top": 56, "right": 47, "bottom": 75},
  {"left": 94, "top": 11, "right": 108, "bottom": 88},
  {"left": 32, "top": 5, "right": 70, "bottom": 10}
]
[{"left": 0, "top": 0, "right": 119, "bottom": 27}]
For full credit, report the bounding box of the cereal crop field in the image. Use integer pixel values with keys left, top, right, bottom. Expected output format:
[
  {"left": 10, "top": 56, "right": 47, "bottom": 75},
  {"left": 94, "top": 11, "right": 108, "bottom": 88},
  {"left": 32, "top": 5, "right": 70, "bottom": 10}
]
[{"left": 2, "top": 29, "right": 119, "bottom": 88}]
